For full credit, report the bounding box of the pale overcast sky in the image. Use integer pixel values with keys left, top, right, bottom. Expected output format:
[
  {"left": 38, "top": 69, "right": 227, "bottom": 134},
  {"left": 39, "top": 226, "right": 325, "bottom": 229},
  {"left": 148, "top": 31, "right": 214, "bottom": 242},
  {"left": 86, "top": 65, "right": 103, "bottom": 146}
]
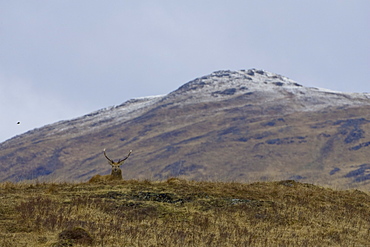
[{"left": 1, "top": 1, "right": 369, "bottom": 142}]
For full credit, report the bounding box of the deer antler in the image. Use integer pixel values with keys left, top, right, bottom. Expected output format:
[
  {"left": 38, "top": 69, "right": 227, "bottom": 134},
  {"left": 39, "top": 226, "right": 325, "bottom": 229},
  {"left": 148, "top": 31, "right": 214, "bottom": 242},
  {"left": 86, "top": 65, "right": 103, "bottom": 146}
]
[
  {"left": 117, "top": 150, "right": 132, "bottom": 164},
  {"left": 103, "top": 148, "right": 114, "bottom": 164},
  {"left": 103, "top": 149, "right": 132, "bottom": 165}
]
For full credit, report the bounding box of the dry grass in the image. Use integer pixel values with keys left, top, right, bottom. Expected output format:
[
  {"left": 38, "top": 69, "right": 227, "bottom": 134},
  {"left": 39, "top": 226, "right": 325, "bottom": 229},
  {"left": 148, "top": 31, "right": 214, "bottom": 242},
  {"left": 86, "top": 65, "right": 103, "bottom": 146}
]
[{"left": 0, "top": 178, "right": 369, "bottom": 246}]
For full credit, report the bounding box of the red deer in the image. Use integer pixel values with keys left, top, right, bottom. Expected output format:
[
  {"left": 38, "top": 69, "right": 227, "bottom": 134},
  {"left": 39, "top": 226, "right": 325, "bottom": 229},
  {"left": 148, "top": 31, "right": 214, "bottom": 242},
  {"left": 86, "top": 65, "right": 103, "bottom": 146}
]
[{"left": 89, "top": 149, "right": 132, "bottom": 182}]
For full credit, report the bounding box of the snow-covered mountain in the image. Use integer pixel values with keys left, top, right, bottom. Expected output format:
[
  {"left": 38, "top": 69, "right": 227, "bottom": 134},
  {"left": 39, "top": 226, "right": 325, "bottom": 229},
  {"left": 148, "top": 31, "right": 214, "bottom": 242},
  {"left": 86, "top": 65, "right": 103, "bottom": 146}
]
[
  {"left": 9, "top": 69, "right": 369, "bottom": 141},
  {"left": 1, "top": 69, "right": 370, "bottom": 189}
]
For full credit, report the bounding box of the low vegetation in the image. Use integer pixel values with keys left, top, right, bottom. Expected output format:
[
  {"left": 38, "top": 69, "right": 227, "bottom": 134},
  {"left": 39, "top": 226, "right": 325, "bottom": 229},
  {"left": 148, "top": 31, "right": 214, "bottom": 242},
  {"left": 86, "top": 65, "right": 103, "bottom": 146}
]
[{"left": 0, "top": 178, "right": 369, "bottom": 246}]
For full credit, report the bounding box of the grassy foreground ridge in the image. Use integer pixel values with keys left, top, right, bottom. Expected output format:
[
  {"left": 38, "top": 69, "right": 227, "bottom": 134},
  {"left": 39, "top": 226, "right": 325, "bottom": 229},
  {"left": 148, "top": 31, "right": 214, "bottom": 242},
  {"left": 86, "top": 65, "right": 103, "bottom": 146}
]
[{"left": 0, "top": 179, "right": 369, "bottom": 246}]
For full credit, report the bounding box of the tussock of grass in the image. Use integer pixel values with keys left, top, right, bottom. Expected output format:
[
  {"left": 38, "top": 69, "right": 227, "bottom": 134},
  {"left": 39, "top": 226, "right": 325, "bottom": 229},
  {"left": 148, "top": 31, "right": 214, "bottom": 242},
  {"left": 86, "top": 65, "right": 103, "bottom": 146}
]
[{"left": 0, "top": 179, "right": 369, "bottom": 246}]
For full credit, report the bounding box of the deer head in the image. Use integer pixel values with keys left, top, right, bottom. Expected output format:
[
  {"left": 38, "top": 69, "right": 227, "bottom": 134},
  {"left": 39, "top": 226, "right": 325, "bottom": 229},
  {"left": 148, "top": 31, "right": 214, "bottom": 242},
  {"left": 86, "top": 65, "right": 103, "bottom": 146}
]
[{"left": 103, "top": 149, "right": 132, "bottom": 179}]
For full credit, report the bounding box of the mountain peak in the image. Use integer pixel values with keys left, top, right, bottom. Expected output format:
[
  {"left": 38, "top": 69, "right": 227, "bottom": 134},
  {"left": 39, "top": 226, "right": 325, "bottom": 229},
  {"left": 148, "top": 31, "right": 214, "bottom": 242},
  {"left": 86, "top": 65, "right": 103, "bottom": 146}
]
[
  {"left": 164, "top": 69, "right": 370, "bottom": 113},
  {"left": 171, "top": 69, "right": 302, "bottom": 97}
]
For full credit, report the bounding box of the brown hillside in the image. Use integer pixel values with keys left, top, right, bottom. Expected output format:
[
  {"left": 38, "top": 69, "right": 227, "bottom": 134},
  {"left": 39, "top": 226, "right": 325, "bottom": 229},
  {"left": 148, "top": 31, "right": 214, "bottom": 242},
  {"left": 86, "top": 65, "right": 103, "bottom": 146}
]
[{"left": 1, "top": 69, "right": 370, "bottom": 190}]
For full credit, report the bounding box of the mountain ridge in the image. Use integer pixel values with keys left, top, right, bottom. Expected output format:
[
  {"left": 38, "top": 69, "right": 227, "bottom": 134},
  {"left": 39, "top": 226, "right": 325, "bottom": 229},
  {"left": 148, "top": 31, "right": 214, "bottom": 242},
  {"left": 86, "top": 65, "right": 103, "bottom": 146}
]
[{"left": 1, "top": 69, "right": 370, "bottom": 189}]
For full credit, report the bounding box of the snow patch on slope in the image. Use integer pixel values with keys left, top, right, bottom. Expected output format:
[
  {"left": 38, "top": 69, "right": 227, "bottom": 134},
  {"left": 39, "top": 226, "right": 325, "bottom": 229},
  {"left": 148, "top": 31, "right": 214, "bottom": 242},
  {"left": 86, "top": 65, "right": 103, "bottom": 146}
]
[
  {"left": 51, "top": 94, "right": 165, "bottom": 135},
  {"left": 5, "top": 94, "right": 165, "bottom": 143}
]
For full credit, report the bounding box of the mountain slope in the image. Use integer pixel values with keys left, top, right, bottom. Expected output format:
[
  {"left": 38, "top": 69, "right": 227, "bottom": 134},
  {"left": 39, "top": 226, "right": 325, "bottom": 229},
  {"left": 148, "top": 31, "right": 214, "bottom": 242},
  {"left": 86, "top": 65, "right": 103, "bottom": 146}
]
[{"left": 1, "top": 69, "right": 370, "bottom": 189}]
